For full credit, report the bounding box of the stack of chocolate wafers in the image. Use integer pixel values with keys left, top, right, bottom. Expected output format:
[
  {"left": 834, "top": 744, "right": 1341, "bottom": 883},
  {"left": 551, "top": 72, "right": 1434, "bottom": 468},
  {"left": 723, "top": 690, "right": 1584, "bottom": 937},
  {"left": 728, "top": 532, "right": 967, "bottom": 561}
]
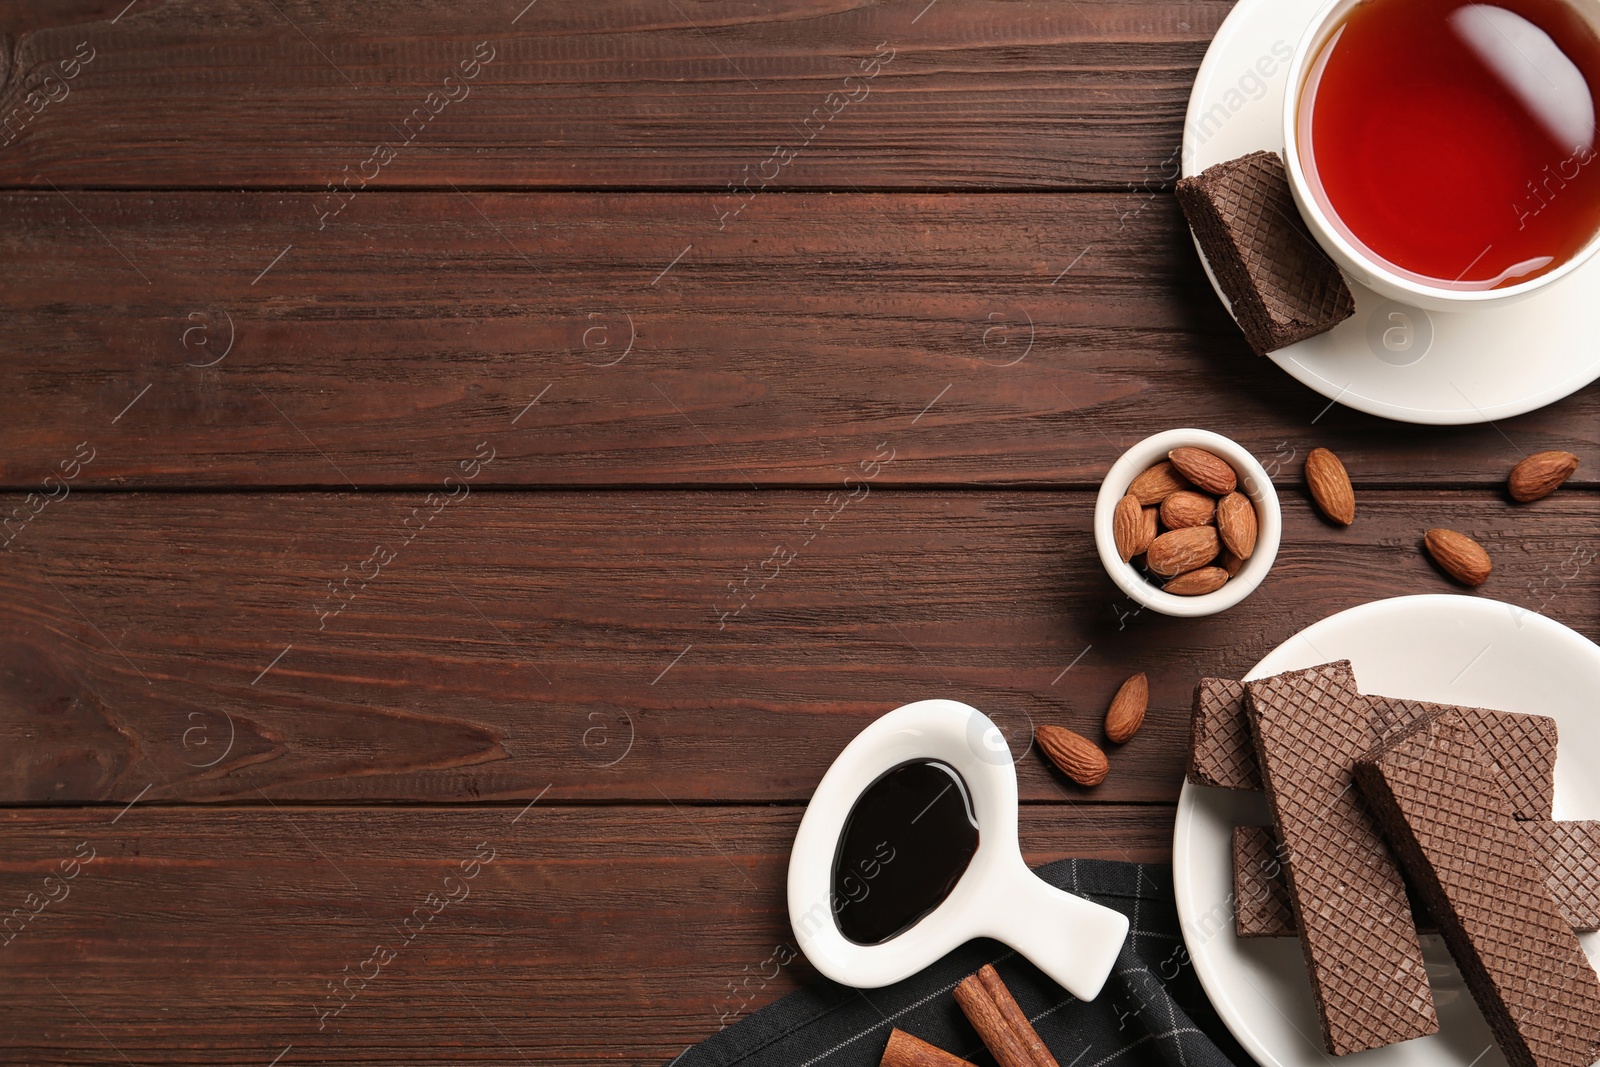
[{"left": 1187, "top": 662, "right": 1600, "bottom": 1067}]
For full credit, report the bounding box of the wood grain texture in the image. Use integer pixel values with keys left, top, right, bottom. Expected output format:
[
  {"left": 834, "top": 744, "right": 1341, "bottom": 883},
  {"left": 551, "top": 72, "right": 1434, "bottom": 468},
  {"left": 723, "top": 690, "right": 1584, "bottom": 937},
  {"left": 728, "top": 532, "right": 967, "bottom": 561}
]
[
  {"left": 0, "top": 804, "right": 1172, "bottom": 1066},
  {"left": 2, "top": 488, "right": 1594, "bottom": 805},
  {"left": 0, "top": 191, "right": 1594, "bottom": 489},
  {"left": 6, "top": 5, "right": 1598, "bottom": 1061},
  {"left": 0, "top": 0, "right": 1224, "bottom": 190}
]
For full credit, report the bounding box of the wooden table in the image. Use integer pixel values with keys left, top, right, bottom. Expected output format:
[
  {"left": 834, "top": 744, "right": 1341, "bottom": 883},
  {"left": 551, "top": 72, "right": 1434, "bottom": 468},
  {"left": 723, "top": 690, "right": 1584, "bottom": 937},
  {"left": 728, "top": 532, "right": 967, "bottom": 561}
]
[{"left": 1, "top": 2, "right": 1595, "bottom": 1064}]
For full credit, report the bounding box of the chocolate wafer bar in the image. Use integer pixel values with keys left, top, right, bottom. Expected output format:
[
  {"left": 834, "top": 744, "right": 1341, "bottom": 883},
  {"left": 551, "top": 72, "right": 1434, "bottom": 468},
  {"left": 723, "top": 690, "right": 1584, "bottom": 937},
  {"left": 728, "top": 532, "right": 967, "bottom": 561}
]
[
  {"left": 1246, "top": 661, "right": 1438, "bottom": 1055},
  {"left": 1186, "top": 678, "right": 1558, "bottom": 820},
  {"left": 1233, "top": 823, "right": 1434, "bottom": 938},
  {"left": 1187, "top": 677, "right": 1256, "bottom": 789},
  {"left": 1377, "top": 698, "right": 1557, "bottom": 820},
  {"left": 1175, "top": 151, "right": 1355, "bottom": 355},
  {"left": 1233, "top": 822, "right": 1600, "bottom": 937},
  {"left": 1231, "top": 821, "right": 1297, "bottom": 940},
  {"left": 1515, "top": 821, "right": 1600, "bottom": 934},
  {"left": 1355, "top": 714, "right": 1600, "bottom": 1067}
]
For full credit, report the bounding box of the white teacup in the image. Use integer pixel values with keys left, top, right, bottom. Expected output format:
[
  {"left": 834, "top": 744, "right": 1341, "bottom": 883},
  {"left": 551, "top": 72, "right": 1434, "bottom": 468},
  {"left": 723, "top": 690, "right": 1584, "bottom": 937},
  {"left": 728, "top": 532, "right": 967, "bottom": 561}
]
[{"left": 1281, "top": 0, "right": 1600, "bottom": 311}]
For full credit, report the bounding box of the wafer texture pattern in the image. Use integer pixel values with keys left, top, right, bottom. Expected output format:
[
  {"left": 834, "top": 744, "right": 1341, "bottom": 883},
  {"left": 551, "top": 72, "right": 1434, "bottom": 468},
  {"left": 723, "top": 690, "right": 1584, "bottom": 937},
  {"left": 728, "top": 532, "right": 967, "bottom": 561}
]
[
  {"left": 1174, "top": 151, "right": 1355, "bottom": 355},
  {"left": 1246, "top": 661, "right": 1438, "bottom": 1055},
  {"left": 1356, "top": 714, "right": 1600, "bottom": 1067}
]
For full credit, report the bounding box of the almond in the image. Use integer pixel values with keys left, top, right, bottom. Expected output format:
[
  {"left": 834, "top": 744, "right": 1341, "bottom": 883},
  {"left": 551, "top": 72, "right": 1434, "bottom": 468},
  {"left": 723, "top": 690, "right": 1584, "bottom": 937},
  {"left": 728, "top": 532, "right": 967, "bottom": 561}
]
[
  {"left": 1141, "top": 505, "right": 1159, "bottom": 548},
  {"left": 1423, "top": 529, "right": 1492, "bottom": 586},
  {"left": 1305, "top": 447, "right": 1355, "bottom": 525},
  {"left": 1160, "top": 490, "right": 1216, "bottom": 530},
  {"left": 1104, "top": 672, "right": 1148, "bottom": 743},
  {"left": 1215, "top": 491, "right": 1258, "bottom": 560},
  {"left": 1164, "top": 566, "right": 1229, "bottom": 596},
  {"left": 1112, "top": 492, "right": 1144, "bottom": 562},
  {"left": 1217, "top": 548, "right": 1244, "bottom": 577},
  {"left": 1168, "top": 447, "right": 1237, "bottom": 495},
  {"left": 1037, "top": 724, "right": 1108, "bottom": 787},
  {"left": 1146, "top": 526, "right": 1219, "bottom": 577},
  {"left": 1509, "top": 450, "right": 1579, "bottom": 503},
  {"left": 1128, "top": 460, "right": 1190, "bottom": 505}
]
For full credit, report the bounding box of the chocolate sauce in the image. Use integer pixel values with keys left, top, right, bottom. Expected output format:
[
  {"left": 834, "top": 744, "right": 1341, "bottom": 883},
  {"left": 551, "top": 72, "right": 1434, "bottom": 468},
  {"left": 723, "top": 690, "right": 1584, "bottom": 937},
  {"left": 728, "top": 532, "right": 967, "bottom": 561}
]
[{"left": 831, "top": 760, "right": 979, "bottom": 945}]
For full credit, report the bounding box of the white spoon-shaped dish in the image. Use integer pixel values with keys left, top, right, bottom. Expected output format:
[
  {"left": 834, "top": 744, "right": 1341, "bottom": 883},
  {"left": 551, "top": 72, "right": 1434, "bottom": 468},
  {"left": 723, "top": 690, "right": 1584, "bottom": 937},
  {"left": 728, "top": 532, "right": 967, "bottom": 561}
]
[{"left": 788, "top": 699, "right": 1130, "bottom": 1001}]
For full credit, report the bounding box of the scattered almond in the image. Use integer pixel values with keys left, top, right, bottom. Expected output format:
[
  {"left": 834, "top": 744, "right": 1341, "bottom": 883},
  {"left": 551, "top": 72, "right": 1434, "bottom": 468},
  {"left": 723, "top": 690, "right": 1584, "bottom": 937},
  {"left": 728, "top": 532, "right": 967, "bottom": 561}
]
[
  {"left": 1305, "top": 447, "right": 1355, "bottom": 525},
  {"left": 1112, "top": 492, "right": 1144, "bottom": 562},
  {"left": 1104, "top": 672, "right": 1148, "bottom": 743},
  {"left": 1169, "top": 447, "right": 1237, "bottom": 495},
  {"left": 1160, "top": 490, "right": 1216, "bottom": 530},
  {"left": 1165, "top": 567, "right": 1230, "bottom": 596},
  {"left": 1037, "top": 725, "right": 1109, "bottom": 787},
  {"left": 1146, "top": 526, "right": 1220, "bottom": 577},
  {"left": 1215, "top": 491, "right": 1257, "bottom": 560},
  {"left": 1129, "top": 460, "right": 1190, "bottom": 506},
  {"left": 1423, "top": 528, "right": 1492, "bottom": 587},
  {"left": 1508, "top": 450, "right": 1579, "bottom": 503}
]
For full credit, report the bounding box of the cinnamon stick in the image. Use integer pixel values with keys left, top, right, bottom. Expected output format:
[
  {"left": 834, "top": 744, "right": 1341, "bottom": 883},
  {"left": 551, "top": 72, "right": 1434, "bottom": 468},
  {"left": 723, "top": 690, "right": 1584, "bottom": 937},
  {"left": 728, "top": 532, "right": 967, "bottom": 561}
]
[
  {"left": 879, "top": 1028, "right": 976, "bottom": 1067},
  {"left": 953, "top": 964, "right": 1061, "bottom": 1067}
]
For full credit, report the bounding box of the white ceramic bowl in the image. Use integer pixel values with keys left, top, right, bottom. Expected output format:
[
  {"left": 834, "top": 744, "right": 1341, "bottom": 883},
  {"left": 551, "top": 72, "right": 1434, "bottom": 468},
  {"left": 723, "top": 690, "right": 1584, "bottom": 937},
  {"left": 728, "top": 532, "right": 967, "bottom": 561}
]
[
  {"left": 1281, "top": 0, "right": 1600, "bottom": 311},
  {"left": 1093, "top": 428, "right": 1281, "bottom": 618}
]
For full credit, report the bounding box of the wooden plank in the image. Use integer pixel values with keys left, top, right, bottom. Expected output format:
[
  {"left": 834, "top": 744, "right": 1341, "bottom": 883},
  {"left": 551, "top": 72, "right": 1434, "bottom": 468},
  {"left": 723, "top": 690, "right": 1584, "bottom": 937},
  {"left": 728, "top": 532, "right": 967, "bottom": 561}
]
[
  {"left": 0, "top": 191, "right": 1593, "bottom": 488},
  {"left": 1, "top": 488, "right": 1593, "bottom": 805},
  {"left": 0, "top": 0, "right": 1224, "bottom": 190},
  {"left": 0, "top": 803, "right": 1172, "bottom": 1066}
]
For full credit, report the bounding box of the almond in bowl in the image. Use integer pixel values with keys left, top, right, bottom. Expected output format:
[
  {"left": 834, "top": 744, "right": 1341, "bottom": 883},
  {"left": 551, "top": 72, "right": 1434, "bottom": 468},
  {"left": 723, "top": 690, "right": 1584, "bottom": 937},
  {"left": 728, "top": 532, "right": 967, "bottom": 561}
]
[{"left": 1094, "top": 429, "right": 1281, "bottom": 618}]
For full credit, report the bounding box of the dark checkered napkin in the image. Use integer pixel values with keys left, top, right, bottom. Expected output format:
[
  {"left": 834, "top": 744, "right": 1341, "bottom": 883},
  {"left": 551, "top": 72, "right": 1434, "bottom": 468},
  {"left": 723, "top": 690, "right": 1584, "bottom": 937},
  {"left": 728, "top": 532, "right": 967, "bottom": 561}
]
[
  {"left": 673, "top": 860, "right": 1252, "bottom": 1067},
  {"left": 1246, "top": 661, "right": 1438, "bottom": 1055},
  {"left": 1356, "top": 714, "right": 1600, "bottom": 1067},
  {"left": 1175, "top": 151, "right": 1354, "bottom": 356}
]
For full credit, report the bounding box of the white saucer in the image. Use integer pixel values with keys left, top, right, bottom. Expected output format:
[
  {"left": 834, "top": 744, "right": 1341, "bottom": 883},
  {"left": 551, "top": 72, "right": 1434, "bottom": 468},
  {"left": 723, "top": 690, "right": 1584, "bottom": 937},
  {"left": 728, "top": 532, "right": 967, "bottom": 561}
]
[
  {"left": 1173, "top": 595, "right": 1600, "bottom": 1067},
  {"left": 1183, "top": 0, "right": 1600, "bottom": 425}
]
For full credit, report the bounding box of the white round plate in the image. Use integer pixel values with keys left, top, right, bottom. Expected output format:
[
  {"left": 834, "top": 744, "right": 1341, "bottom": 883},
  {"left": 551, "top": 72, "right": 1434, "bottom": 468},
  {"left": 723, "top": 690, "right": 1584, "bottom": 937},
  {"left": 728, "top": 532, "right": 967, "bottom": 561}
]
[
  {"left": 1173, "top": 595, "right": 1600, "bottom": 1067},
  {"left": 1182, "top": 0, "right": 1600, "bottom": 425}
]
